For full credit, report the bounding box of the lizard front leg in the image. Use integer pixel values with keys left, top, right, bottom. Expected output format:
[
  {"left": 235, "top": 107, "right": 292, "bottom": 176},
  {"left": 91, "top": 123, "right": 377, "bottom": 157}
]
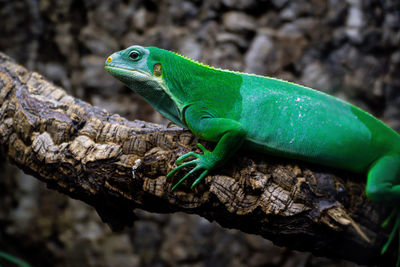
[{"left": 167, "top": 105, "right": 246, "bottom": 191}]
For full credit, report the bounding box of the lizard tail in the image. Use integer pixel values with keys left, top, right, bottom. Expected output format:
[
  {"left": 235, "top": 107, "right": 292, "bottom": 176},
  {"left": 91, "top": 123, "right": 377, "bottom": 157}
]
[{"left": 0, "top": 250, "right": 31, "bottom": 267}]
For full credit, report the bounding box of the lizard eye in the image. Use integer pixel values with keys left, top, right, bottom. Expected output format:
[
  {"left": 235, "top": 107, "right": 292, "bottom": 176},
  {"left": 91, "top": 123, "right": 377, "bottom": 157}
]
[{"left": 129, "top": 51, "right": 140, "bottom": 61}]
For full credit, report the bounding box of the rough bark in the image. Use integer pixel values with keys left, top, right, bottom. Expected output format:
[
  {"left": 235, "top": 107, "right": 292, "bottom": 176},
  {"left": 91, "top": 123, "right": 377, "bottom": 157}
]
[{"left": 0, "top": 52, "right": 394, "bottom": 265}]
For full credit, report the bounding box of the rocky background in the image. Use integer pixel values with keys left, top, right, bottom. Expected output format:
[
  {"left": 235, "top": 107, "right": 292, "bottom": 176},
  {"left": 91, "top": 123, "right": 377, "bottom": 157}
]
[{"left": 0, "top": 0, "right": 399, "bottom": 266}]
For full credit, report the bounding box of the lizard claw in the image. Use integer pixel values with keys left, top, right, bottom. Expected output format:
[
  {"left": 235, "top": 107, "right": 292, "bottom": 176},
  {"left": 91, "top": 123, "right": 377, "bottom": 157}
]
[
  {"left": 167, "top": 143, "right": 213, "bottom": 191},
  {"left": 381, "top": 207, "right": 400, "bottom": 267},
  {"left": 176, "top": 152, "right": 199, "bottom": 165}
]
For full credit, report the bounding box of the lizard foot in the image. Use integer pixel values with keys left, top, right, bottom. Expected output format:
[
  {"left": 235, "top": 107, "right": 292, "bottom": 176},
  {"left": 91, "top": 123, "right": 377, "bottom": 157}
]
[
  {"left": 381, "top": 207, "right": 400, "bottom": 267},
  {"left": 167, "top": 143, "right": 214, "bottom": 191}
]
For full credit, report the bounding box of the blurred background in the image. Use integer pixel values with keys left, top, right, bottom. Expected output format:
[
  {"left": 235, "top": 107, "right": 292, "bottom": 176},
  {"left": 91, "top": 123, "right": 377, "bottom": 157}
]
[{"left": 0, "top": 0, "right": 399, "bottom": 266}]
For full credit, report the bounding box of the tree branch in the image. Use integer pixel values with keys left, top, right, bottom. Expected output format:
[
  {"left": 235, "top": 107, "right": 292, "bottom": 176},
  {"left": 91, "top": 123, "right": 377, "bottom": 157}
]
[{"left": 0, "top": 52, "right": 393, "bottom": 265}]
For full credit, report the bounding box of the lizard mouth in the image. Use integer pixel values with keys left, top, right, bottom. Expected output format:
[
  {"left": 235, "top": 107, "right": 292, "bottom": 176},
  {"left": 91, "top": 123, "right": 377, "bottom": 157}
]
[{"left": 104, "top": 65, "right": 152, "bottom": 81}]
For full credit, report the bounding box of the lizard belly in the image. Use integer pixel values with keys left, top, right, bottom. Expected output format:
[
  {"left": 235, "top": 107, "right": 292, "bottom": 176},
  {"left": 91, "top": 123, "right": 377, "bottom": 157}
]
[{"left": 239, "top": 76, "right": 384, "bottom": 172}]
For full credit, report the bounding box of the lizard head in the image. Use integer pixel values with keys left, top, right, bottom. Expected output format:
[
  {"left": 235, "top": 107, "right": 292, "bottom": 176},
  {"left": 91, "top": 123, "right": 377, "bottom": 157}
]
[
  {"left": 104, "top": 45, "right": 163, "bottom": 86},
  {"left": 104, "top": 45, "right": 185, "bottom": 127}
]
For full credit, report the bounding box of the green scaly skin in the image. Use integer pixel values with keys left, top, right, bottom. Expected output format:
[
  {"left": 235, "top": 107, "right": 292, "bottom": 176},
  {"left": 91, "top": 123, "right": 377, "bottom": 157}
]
[
  {"left": 105, "top": 45, "right": 400, "bottom": 263},
  {"left": 0, "top": 251, "right": 30, "bottom": 267}
]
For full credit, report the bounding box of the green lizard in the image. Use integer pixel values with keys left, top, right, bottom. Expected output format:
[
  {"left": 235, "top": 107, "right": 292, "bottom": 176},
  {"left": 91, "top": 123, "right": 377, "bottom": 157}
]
[{"left": 105, "top": 45, "right": 400, "bottom": 263}]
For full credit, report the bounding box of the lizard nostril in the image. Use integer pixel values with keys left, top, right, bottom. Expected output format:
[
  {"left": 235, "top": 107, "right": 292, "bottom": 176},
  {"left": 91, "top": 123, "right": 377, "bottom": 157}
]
[{"left": 106, "top": 56, "right": 113, "bottom": 63}]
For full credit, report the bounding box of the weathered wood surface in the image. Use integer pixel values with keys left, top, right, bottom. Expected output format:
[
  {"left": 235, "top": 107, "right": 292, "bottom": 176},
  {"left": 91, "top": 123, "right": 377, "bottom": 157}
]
[{"left": 0, "top": 53, "right": 393, "bottom": 265}]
